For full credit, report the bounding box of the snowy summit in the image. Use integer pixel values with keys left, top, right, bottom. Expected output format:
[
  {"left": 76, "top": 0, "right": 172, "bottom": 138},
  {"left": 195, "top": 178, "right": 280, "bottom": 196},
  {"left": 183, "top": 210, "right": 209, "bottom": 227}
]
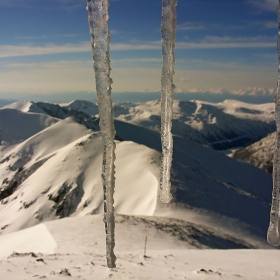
[{"left": 0, "top": 99, "right": 278, "bottom": 279}]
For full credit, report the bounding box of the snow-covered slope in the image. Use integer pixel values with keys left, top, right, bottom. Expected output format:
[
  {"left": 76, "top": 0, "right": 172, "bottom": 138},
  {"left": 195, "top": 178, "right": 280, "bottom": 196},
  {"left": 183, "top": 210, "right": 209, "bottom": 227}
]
[
  {"left": 233, "top": 132, "right": 275, "bottom": 173},
  {"left": 61, "top": 99, "right": 99, "bottom": 116},
  {"left": 64, "top": 99, "right": 276, "bottom": 149},
  {"left": 7, "top": 99, "right": 275, "bottom": 150},
  {"left": 114, "top": 120, "right": 272, "bottom": 243},
  {"left": 0, "top": 124, "right": 160, "bottom": 234},
  {"left": 2, "top": 100, "right": 33, "bottom": 112},
  {"left": 0, "top": 108, "right": 58, "bottom": 151},
  {"left": 0, "top": 215, "right": 279, "bottom": 280},
  {"left": 0, "top": 101, "right": 273, "bottom": 250},
  {"left": 0, "top": 99, "right": 276, "bottom": 279},
  {"left": 3, "top": 100, "right": 100, "bottom": 131}
]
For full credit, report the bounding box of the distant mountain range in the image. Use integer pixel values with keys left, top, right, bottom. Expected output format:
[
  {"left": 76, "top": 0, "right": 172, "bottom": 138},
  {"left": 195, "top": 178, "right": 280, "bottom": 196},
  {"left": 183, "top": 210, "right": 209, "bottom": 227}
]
[
  {"left": 61, "top": 99, "right": 275, "bottom": 149},
  {"left": 0, "top": 99, "right": 274, "bottom": 249}
]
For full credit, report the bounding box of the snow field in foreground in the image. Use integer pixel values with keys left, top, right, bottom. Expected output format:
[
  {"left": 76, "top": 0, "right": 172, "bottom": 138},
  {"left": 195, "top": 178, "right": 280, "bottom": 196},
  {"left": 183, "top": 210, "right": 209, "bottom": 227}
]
[{"left": 0, "top": 215, "right": 279, "bottom": 280}]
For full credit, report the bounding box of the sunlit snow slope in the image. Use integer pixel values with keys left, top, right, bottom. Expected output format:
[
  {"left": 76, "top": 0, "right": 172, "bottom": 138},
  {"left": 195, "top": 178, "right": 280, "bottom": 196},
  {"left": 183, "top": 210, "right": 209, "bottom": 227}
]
[
  {"left": 0, "top": 100, "right": 273, "bottom": 249},
  {"left": 0, "top": 121, "right": 159, "bottom": 234},
  {"left": 1, "top": 215, "right": 280, "bottom": 280}
]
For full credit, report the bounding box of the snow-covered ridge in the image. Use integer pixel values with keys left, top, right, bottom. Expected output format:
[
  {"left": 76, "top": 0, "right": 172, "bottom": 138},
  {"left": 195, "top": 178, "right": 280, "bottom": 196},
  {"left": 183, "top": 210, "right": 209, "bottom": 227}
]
[
  {"left": 6, "top": 99, "right": 274, "bottom": 150},
  {"left": 0, "top": 103, "right": 161, "bottom": 234},
  {"left": 61, "top": 98, "right": 276, "bottom": 150},
  {"left": 61, "top": 99, "right": 99, "bottom": 116},
  {"left": 0, "top": 99, "right": 273, "bottom": 250},
  {"left": 3, "top": 100, "right": 100, "bottom": 131},
  {"left": 233, "top": 132, "right": 275, "bottom": 173},
  {"left": 0, "top": 108, "right": 58, "bottom": 150}
]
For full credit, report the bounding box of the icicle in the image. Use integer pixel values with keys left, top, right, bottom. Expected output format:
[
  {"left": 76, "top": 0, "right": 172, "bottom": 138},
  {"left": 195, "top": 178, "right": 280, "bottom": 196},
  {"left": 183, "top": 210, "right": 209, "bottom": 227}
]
[
  {"left": 159, "top": 0, "right": 177, "bottom": 203},
  {"left": 87, "top": 0, "right": 117, "bottom": 267},
  {"left": 267, "top": 1, "right": 280, "bottom": 247}
]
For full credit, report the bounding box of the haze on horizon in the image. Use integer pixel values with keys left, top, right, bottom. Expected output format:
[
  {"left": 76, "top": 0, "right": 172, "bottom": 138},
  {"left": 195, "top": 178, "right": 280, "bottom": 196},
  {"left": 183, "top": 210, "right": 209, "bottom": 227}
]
[{"left": 0, "top": 0, "right": 278, "bottom": 104}]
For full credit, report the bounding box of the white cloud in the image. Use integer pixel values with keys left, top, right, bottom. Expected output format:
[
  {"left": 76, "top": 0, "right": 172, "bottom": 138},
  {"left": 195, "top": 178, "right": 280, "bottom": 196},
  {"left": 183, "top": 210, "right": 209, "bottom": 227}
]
[
  {"left": 248, "top": 0, "right": 278, "bottom": 11},
  {"left": 0, "top": 59, "right": 276, "bottom": 95},
  {"left": 177, "top": 22, "right": 206, "bottom": 31},
  {"left": 177, "top": 20, "right": 277, "bottom": 32},
  {"left": 0, "top": 42, "right": 90, "bottom": 58},
  {"left": 111, "top": 42, "right": 160, "bottom": 51},
  {"left": 0, "top": 42, "right": 159, "bottom": 59},
  {"left": 263, "top": 21, "right": 277, "bottom": 29},
  {"left": 176, "top": 41, "right": 274, "bottom": 49},
  {"left": 174, "top": 87, "right": 276, "bottom": 96},
  {"left": 0, "top": 0, "right": 85, "bottom": 10},
  {"left": 0, "top": 35, "right": 275, "bottom": 59},
  {"left": 178, "top": 77, "right": 190, "bottom": 83},
  {"left": 113, "top": 36, "right": 276, "bottom": 50}
]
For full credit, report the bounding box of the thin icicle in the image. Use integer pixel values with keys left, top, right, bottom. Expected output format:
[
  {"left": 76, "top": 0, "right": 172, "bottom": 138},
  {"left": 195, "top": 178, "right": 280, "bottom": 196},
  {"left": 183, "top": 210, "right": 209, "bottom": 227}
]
[
  {"left": 87, "top": 0, "right": 116, "bottom": 267},
  {"left": 267, "top": 1, "right": 280, "bottom": 247},
  {"left": 160, "top": 0, "right": 177, "bottom": 203}
]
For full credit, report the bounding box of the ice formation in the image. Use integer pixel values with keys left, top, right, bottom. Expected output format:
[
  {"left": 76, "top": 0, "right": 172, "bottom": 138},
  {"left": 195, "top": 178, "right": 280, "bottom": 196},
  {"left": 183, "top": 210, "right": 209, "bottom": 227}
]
[
  {"left": 159, "top": 0, "right": 177, "bottom": 203},
  {"left": 87, "top": 0, "right": 116, "bottom": 267},
  {"left": 267, "top": 1, "right": 280, "bottom": 247}
]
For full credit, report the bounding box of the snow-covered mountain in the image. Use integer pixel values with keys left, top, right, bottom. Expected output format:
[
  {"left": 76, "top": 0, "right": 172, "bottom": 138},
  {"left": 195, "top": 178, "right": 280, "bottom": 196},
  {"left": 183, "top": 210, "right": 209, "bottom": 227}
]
[
  {"left": 233, "top": 132, "right": 275, "bottom": 173},
  {"left": 1, "top": 215, "right": 280, "bottom": 280},
  {"left": 0, "top": 107, "right": 58, "bottom": 151},
  {"left": 2, "top": 100, "right": 100, "bottom": 131},
  {"left": 5, "top": 99, "right": 275, "bottom": 150},
  {"left": 61, "top": 99, "right": 99, "bottom": 116},
  {"left": 63, "top": 99, "right": 275, "bottom": 150},
  {"left": 0, "top": 99, "right": 273, "bottom": 252}
]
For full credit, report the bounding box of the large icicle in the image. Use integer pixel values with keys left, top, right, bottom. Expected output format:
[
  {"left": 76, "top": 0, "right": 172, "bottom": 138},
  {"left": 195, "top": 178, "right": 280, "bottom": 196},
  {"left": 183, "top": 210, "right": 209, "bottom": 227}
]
[
  {"left": 267, "top": 1, "right": 280, "bottom": 247},
  {"left": 87, "top": 0, "right": 116, "bottom": 267},
  {"left": 160, "top": 0, "right": 177, "bottom": 203}
]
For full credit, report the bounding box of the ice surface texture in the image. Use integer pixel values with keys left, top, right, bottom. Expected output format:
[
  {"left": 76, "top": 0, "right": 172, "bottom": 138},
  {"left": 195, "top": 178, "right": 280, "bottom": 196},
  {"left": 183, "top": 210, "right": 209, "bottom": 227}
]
[
  {"left": 160, "top": 0, "right": 177, "bottom": 203},
  {"left": 87, "top": 0, "right": 116, "bottom": 267},
  {"left": 267, "top": 1, "right": 280, "bottom": 247}
]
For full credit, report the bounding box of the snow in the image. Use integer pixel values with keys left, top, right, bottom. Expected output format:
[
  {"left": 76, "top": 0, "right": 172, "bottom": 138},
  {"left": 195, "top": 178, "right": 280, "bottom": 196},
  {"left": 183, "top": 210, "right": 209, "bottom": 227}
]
[
  {"left": 0, "top": 215, "right": 279, "bottom": 279},
  {"left": 0, "top": 107, "right": 58, "bottom": 150},
  {"left": 2, "top": 100, "right": 33, "bottom": 112},
  {"left": 114, "top": 142, "right": 159, "bottom": 215},
  {"left": 2, "top": 100, "right": 50, "bottom": 115},
  {"left": 233, "top": 132, "right": 275, "bottom": 173},
  {"left": 0, "top": 223, "right": 57, "bottom": 258},
  {"left": 0, "top": 102, "right": 273, "bottom": 244},
  {"left": 61, "top": 100, "right": 99, "bottom": 117},
  {"left": 7, "top": 99, "right": 275, "bottom": 151},
  {"left": 112, "top": 99, "right": 275, "bottom": 149},
  {"left": 0, "top": 98, "right": 277, "bottom": 278},
  {"left": 217, "top": 99, "right": 274, "bottom": 120},
  {"left": 0, "top": 121, "right": 160, "bottom": 234}
]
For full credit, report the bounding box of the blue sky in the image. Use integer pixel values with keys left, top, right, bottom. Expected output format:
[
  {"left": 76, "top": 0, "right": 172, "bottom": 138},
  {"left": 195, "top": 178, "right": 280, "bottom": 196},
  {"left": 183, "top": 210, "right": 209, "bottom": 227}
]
[{"left": 0, "top": 0, "right": 278, "bottom": 103}]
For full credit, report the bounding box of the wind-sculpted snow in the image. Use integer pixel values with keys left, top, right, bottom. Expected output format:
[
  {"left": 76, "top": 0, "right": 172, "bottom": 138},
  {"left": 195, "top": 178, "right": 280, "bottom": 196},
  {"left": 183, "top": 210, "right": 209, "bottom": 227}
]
[
  {"left": 87, "top": 0, "right": 116, "bottom": 268},
  {"left": 1, "top": 216, "right": 280, "bottom": 279},
  {"left": 160, "top": 0, "right": 177, "bottom": 203},
  {"left": 267, "top": 2, "right": 280, "bottom": 246}
]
